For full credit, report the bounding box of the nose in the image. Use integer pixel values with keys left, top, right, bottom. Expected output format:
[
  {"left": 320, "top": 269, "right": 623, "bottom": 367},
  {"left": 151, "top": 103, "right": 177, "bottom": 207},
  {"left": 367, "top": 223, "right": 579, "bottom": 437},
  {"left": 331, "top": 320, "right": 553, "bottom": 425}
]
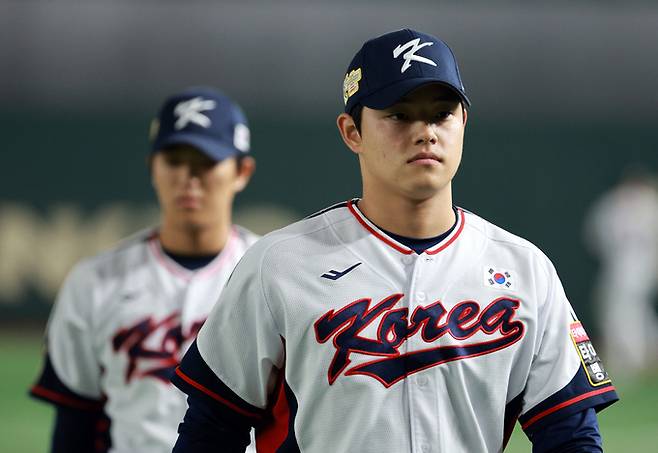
[
  {"left": 414, "top": 122, "right": 438, "bottom": 146},
  {"left": 177, "top": 163, "right": 204, "bottom": 188}
]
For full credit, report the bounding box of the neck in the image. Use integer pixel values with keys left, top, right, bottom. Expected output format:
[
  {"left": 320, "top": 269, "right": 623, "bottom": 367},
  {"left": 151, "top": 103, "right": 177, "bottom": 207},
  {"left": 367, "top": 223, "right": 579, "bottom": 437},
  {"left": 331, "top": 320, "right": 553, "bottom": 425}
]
[
  {"left": 158, "top": 220, "right": 231, "bottom": 255},
  {"left": 359, "top": 186, "right": 455, "bottom": 239}
]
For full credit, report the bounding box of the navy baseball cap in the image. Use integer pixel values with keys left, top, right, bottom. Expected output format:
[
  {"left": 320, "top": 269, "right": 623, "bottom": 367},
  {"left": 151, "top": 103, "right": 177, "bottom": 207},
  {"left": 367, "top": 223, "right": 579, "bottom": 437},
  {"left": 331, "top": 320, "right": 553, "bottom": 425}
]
[
  {"left": 149, "top": 87, "right": 250, "bottom": 161},
  {"left": 343, "top": 29, "right": 471, "bottom": 114}
]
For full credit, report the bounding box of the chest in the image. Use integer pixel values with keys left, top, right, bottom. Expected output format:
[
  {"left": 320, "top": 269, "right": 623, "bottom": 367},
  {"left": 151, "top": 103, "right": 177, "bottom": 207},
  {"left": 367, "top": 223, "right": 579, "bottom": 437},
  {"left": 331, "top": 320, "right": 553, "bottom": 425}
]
[
  {"left": 93, "top": 273, "right": 226, "bottom": 386},
  {"left": 277, "top": 252, "right": 538, "bottom": 389}
]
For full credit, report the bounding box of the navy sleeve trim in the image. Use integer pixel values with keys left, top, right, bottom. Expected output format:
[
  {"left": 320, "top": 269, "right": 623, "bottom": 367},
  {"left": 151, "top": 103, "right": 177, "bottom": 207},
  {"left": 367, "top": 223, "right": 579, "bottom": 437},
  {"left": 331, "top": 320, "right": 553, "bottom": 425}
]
[
  {"left": 52, "top": 405, "right": 111, "bottom": 453},
  {"left": 30, "top": 354, "right": 105, "bottom": 412},
  {"left": 529, "top": 408, "right": 602, "bottom": 453},
  {"left": 522, "top": 386, "right": 616, "bottom": 430},
  {"left": 171, "top": 341, "right": 265, "bottom": 420},
  {"left": 520, "top": 366, "right": 618, "bottom": 431},
  {"left": 173, "top": 368, "right": 263, "bottom": 419}
]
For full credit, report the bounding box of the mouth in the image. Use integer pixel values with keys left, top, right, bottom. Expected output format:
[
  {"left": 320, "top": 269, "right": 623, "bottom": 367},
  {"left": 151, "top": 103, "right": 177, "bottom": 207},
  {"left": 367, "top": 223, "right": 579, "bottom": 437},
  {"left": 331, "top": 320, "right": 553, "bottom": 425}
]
[
  {"left": 407, "top": 152, "right": 442, "bottom": 165},
  {"left": 176, "top": 194, "right": 202, "bottom": 209}
]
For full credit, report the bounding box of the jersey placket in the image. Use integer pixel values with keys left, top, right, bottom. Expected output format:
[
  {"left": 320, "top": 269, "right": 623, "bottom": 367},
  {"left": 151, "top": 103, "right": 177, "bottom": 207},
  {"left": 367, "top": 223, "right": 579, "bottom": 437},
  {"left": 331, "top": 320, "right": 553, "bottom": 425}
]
[{"left": 405, "top": 253, "right": 439, "bottom": 453}]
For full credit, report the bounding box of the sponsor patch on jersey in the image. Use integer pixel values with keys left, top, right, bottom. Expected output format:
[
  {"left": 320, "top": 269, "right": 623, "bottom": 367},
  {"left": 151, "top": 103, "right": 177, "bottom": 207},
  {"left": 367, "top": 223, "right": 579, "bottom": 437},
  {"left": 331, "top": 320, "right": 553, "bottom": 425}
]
[
  {"left": 569, "top": 321, "right": 611, "bottom": 386},
  {"left": 483, "top": 267, "right": 514, "bottom": 290},
  {"left": 343, "top": 68, "right": 362, "bottom": 105}
]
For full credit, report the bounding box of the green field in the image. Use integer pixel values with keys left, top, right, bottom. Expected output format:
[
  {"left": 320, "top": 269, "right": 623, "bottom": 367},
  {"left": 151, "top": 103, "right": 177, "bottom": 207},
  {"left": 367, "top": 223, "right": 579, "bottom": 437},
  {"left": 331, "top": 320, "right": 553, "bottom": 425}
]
[{"left": 1, "top": 329, "right": 656, "bottom": 452}]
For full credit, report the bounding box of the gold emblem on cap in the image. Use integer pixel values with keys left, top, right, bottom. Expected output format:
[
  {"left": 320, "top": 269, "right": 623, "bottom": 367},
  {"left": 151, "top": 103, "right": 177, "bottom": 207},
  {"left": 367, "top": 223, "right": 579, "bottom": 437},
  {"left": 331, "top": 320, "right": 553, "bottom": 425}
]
[
  {"left": 343, "top": 68, "right": 362, "bottom": 105},
  {"left": 148, "top": 118, "right": 160, "bottom": 142}
]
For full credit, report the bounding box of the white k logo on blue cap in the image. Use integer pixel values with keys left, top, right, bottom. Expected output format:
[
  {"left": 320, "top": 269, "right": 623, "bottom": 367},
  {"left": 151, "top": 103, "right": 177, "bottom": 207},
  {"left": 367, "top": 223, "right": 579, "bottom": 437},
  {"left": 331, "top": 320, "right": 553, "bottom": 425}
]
[
  {"left": 174, "top": 97, "right": 217, "bottom": 130},
  {"left": 392, "top": 38, "right": 438, "bottom": 73}
]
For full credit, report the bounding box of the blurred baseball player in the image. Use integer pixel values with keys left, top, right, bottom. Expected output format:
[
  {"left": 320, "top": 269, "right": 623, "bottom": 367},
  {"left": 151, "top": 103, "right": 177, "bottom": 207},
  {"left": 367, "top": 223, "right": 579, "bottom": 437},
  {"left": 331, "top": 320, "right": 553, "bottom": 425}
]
[
  {"left": 30, "top": 87, "right": 259, "bottom": 453},
  {"left": 171, "top": 30, "right": 619, "bottom": 452}
]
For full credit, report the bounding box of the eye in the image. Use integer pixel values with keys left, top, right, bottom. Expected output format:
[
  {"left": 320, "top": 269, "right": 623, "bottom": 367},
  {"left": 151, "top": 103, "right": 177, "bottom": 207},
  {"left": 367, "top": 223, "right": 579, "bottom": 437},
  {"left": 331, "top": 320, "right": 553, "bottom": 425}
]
[
  {"left": 164, "top": 154, "right": 184, "bottom": 166},
  {"left": 387, "top": 112, "right": 409, "bottom": 121},
  {"left": 433, "top": 111, "right": 453, "bottom": 122}
]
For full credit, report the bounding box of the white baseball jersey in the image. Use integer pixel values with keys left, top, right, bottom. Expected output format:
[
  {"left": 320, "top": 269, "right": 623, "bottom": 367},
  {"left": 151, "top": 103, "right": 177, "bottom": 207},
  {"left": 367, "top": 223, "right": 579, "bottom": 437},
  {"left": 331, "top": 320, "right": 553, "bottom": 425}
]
[
  {"left": 31, "top": 226, "right": 259, "bottom": 453},
  {"left": 174, "top": 200, "right": 618, "bottom": 452}
]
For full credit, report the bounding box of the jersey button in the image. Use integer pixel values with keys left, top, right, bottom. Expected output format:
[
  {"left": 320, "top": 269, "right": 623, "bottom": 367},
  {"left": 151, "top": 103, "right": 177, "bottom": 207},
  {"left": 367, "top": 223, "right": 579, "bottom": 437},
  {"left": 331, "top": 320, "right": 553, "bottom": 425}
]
[
  {"left": 417, "top": 375, "right": 428, "bottom": 387},
  {"left": 416, "top": 291, "right": 427, "bottom": 302},
  {"left": 420, "top": 443, "right": 430, "bottom": 453},
  {"left": 402, "top": 255, "right": 413, "bottom": 265}
]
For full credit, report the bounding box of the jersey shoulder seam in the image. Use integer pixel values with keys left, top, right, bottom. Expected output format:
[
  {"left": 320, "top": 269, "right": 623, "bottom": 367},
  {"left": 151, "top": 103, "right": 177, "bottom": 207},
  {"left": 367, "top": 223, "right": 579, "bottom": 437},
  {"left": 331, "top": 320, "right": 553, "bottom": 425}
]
[{"left": 254, "top": 217, "right": 341, "bottom": 334}]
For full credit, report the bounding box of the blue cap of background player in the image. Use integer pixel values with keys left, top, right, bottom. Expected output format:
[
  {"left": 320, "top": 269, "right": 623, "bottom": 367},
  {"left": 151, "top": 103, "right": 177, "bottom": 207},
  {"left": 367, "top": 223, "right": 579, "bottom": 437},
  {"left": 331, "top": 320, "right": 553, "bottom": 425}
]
[
  {"left": 342, "top": 28, "right": 471, "bottom": 114},
  {"left": 149, "top": 87, "right": 250, "bottom": 161}
]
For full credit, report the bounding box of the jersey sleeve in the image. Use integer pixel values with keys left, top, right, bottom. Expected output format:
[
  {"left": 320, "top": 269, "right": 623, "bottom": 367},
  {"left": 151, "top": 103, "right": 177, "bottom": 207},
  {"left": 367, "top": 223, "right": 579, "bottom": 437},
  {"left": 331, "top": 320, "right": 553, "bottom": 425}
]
[
  {"left": 518, "top": 257, "right": 618, "bottom": 434},
  {"left": 172, "top": 244, "right": 284, "bottom": 417},
  {"left": 30, "top": 261, "right": 104, "bottom": 407}
]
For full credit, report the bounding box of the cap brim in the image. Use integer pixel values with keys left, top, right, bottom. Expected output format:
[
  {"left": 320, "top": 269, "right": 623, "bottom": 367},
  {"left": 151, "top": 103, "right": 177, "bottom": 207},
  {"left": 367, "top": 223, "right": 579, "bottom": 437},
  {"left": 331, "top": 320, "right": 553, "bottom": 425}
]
[
  {"left": 360, "top": 78, "right": 471, "bottom": 111},
  {"left": 155, "top": 132, "right": 243, "bottom": 161}
]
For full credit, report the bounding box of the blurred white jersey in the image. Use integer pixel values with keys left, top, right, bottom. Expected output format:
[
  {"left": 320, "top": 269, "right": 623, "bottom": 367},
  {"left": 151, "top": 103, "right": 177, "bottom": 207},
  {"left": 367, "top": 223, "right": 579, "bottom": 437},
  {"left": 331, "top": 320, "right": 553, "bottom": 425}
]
[
  {"left": 585, "top": 181, "right": 658, "bottom": 373},
  {"left": 174, "top": 200, "right": 618, "bottom": 453},
  {"left": 32, "top": 226, "right": 259, "bottom": 453}
]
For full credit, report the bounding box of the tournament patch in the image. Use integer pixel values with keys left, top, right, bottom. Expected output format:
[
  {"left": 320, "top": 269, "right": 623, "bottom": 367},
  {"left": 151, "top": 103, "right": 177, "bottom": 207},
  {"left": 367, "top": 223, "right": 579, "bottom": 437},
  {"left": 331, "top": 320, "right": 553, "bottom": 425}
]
[
  {"left": 343, "top": 68, "right": 362, "bottom": 105},
  {"left": 483, "top": 266, "right": 514, "bottom": 290},
  {"left": 569, "top": 321, "right": 611, "bottom": 386}
]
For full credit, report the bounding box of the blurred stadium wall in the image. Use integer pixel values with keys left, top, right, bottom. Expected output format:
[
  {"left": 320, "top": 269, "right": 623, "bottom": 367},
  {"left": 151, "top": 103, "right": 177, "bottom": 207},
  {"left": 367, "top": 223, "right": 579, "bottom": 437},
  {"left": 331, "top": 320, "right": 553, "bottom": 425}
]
[{"left": 1, "top": 1, "right": 657, "bottom": 339}]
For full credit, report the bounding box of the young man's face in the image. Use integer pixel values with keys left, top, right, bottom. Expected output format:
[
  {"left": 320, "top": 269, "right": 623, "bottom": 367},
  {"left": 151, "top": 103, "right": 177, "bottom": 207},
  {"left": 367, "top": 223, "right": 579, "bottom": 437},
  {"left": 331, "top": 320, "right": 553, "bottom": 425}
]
[
  {"left": 151, "top": 145, "right": 253, "bottom": 231},
  {"left": 355, "top": 83, "right": 467, "bottom": 202}
]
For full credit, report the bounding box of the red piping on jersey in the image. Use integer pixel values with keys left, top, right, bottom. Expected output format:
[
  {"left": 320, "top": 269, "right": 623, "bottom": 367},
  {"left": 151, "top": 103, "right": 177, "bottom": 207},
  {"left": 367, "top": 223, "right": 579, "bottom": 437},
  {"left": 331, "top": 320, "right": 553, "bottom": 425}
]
[
  {"left": 196, "top": 227, "right": 239, "bottom": 278},
  {"left": 173, "top": 367, "right": 262, "bottom": 419},
  {"left": 255, "top": 369, "right": 290, "bottom": 452},
  {"left": 521, "top": 386, "right": 617, "bottom": 430},
  {"left": 347, "top": 200, "right": 413, "bottom": 254},
  {"left": 347, "top": 200, "right": 465, "bottom": 255},
  {"left": 30, "top": 385, "right": 104, "bottom": 411},
  {"left": 425, "top": 208, "right": 465, "bottom": 255},
  {"left": 148, "top": 227, "right": 238, "bottom": 281}
]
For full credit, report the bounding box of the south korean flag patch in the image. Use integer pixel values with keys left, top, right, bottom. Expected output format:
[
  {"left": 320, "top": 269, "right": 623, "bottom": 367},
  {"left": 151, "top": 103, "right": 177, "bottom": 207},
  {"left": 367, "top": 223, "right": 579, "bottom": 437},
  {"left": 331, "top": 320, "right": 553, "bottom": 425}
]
[
  {"left": 570, "top": 321, "right": 611, "bottom": 386},
  {"left": 483, "top": 267, "right": 514, "bottom": 290}
]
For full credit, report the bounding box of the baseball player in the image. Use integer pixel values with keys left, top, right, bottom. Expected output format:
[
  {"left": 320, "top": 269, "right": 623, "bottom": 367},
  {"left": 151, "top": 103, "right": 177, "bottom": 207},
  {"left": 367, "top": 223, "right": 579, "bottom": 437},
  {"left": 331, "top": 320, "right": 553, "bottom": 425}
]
[
  {"left": 171, "top": 30, "right": 619, "bottom": 452},
  {"left": 30, "top": 87, "right": 259, "bottom": 453}
]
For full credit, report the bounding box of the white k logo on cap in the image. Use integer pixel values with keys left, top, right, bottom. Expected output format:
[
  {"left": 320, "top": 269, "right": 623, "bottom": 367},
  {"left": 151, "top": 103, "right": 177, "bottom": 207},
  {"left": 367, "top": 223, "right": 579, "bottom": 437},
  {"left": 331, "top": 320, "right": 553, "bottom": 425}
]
[
  {"left": 173, "top": 97, "right": 217, "bottom": 130},
  {"left": 393, "top": 38, "right": 437, "bottom": 73}
]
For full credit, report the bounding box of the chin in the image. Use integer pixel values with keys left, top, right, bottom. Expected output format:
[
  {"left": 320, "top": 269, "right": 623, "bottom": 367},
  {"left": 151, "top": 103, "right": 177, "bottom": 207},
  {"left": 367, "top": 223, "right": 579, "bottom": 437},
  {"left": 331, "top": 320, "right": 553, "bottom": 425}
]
[{"left": 177, "top": 215, "right": 208, "bottom": 231}]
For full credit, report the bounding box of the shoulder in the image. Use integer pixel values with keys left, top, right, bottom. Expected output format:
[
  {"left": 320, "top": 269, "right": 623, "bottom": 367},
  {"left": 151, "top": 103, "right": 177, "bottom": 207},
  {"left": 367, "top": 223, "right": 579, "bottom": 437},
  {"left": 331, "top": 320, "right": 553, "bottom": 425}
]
[
  {"left": 67, "top": 228, "right": 155, "bottom": 283},
  {"left": 234, "top": 201, "right": 352, "bottom": 268},
  {"left": 231, "top": 224, "right": 261, "bottom": 248},
  {"left": 462, "top": 207, "right": 554, "bottom": 274}
]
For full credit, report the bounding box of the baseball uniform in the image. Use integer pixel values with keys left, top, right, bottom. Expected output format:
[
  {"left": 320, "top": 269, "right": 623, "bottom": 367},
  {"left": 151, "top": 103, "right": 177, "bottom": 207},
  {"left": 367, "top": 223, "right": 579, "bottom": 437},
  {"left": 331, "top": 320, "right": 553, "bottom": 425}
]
[
  {"left": 172, "top": 200, "right": 618, "bottom": 452},
  {"left": 31, "top": 227, "right": 259, "bottom": 453},
  {"left": 31, "top": 86, "right": 259, "bottom": 453}
]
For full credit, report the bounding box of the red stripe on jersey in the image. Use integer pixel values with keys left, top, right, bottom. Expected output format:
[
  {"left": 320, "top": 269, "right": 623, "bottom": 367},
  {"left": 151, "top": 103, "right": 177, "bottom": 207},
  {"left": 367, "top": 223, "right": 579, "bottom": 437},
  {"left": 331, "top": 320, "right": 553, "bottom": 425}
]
[
  {"left": 255, "top": 376, "right": 291, "bottom": 452},
  {"left": 521, "top": 386, "right": 617, "bottom": 429},
  {"left": 148, "top": 237, "right": 192, "bottom": 280},
  {"left": 425, "top": 208, "right": 465, "bottom": 255},
  {"left": 30, "top": 385, "right": 104, "bottom": 411},
  {"left": 347, "top": 200, "right": 414, "bottom": 255},
  {"left": 347, "top": 200, "right": 466, "bottom": 256},
  {"left": 197, "top": 227, "right": 239, "bottom": 278},
  {"left": 173, "top": 367, "right": 262, "bottom": 419}
]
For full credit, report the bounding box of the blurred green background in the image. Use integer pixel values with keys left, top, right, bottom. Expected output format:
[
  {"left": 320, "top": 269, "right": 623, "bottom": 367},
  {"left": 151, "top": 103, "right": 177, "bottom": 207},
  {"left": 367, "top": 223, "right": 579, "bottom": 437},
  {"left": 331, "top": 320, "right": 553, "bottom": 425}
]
[{"left": 2, "top": 1, "right": 658, "bottom": 451}]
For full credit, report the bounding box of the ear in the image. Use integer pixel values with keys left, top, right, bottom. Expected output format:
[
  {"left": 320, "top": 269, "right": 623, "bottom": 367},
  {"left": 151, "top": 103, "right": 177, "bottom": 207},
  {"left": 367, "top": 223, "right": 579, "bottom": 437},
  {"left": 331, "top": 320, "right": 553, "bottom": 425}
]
[
  {"left": 149, "top": 153, "right": 158, "bottom": 188},
  {"left": 461, "top": 105, "right": 468, "bottom": 126},
  {"left": 336, "top": 113, "right": 362, "bottom": 155},
  {"left": 233, "top": 156, "right": 256, "bottom": 192}
]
